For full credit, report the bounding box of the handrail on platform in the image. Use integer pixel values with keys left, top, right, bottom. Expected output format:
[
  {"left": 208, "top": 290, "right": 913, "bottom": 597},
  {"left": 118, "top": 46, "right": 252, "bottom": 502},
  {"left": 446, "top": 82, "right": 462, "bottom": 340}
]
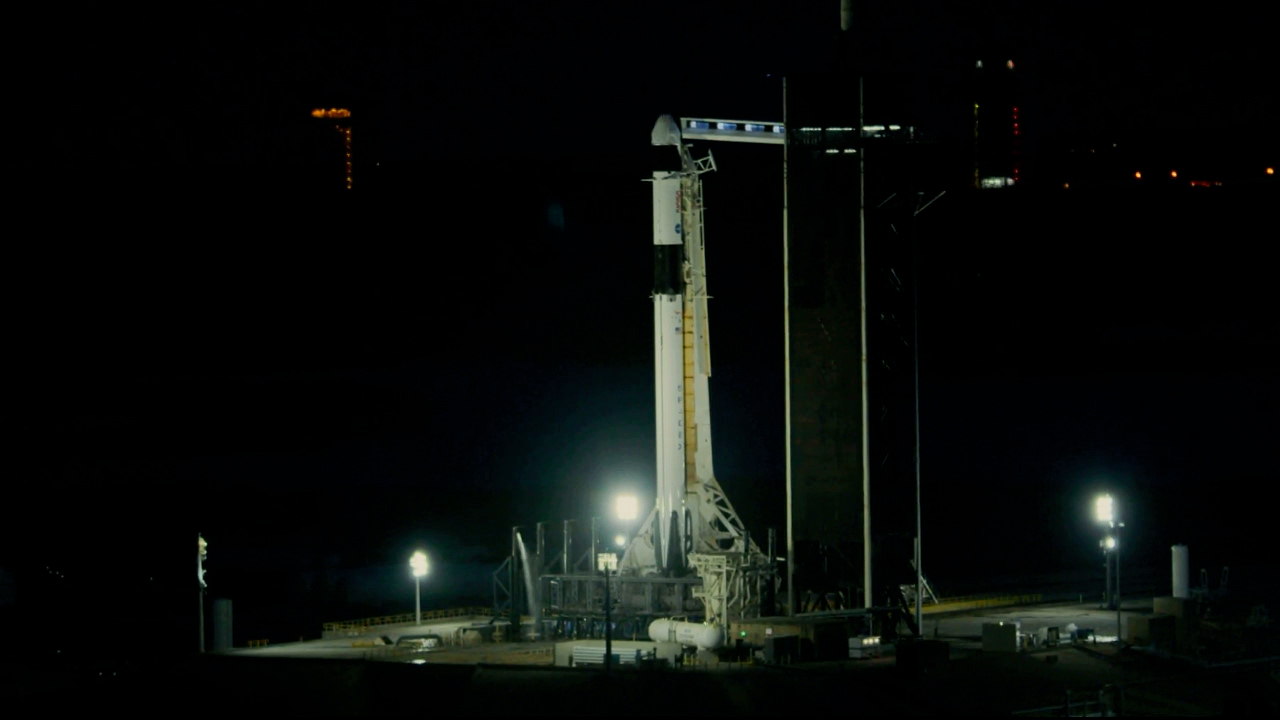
[{"left": 322, "top": 606, "right": 491, "bottom": 633}]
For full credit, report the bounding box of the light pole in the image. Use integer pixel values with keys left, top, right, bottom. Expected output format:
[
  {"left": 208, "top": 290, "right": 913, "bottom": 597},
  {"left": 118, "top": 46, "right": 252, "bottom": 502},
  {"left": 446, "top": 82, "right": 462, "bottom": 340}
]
[
  {"left": 1094, "top": 494, "right": 1123, "bottom": 641},
  {"left": 597, "top": 551, "right": 617, "bottom": 673},
  {"left": 410, "top": 551, "right": 429, "bottom": 625},
  {"left": 197, "top": 534, "right": 208, "bottom": 653},
  {"left": 596, "top": 494, "right": 638, "bottom": 674},
  {"left": 1099, "top": 535, "right": 1115, "bottom": 608},
  {"left": 1116, "top": 521, "right": 1123, "bottom": 641}
]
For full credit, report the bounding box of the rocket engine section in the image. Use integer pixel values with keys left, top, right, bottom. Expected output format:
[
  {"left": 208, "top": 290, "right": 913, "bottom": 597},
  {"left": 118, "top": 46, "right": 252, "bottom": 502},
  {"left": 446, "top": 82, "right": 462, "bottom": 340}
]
[
  {"left": 648, "top": 618, "right": 724, "bottom": 650},
  {"left": 653, "top": 172, "right": 686, "bottom": 572}
]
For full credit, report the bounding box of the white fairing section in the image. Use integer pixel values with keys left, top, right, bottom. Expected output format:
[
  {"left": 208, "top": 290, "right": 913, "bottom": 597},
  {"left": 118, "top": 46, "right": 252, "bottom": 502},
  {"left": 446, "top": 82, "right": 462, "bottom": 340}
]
[
  {"left": 652, "top": 174, "right": 682, "bottom": 246},
  {"left": 654, "top": 294, "right": 684, "bottom": 568},
  {"left": 651, "top": 114, "right": 682, "bottom": 147},
  {"left": 648, "top": 619, "right": 724, "bottom": 650}
]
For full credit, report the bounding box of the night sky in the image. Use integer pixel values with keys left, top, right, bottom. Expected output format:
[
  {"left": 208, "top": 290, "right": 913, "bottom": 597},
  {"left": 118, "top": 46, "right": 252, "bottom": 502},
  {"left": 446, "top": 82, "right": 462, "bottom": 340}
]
[{"left": 3, "top": 2, "right": 1277, "bottom": 645}]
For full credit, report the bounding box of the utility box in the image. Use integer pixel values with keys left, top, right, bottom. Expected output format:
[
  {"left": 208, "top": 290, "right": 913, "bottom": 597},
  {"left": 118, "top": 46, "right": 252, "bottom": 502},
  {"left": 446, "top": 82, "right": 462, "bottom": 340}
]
[
  {"left": 849, "top": 635, "right": 881, "bottom": 659},
  {"left": 1154, "top": 596, "right": 1195, "bottom": 618},
  {"left": 764, "top": 634, "right": 799, "bottom": 664},
  {"left": 1127, "top": 614, "right": 1176, "bottom": 650},
  {"left": 212, "top": 598, "right": 233, "bottom": 652},
  {"left": 982, "top": 622, "right": 1019, "bottom": 652},
  {"left": 1035, "top": 625, "right": 1060, "bottom": 648},
  {"left": 1154, "top": 596, "right": 1198, "bottom": 654}
]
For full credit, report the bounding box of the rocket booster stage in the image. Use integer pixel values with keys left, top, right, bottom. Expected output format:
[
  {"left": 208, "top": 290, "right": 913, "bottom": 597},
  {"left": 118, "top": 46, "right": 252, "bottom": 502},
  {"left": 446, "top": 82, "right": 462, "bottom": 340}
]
[
  {"left": 623, "top": 114, "right": 755, "bottom": 579},
  {"left": 652, "top": 172, "right": 685, "bottom": 571}
]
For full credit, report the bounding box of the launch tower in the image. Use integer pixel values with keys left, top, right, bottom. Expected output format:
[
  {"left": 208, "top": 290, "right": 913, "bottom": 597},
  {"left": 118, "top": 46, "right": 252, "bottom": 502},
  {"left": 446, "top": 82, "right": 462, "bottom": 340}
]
[{"left": 311, "top": 108, "right": 352, "bottom": 189}]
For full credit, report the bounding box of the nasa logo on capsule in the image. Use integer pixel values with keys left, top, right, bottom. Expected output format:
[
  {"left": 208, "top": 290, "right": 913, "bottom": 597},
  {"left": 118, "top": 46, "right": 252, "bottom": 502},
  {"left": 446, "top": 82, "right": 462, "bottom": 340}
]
[{"left": 674, "top": 223, "right": 682, "bottom": 236}]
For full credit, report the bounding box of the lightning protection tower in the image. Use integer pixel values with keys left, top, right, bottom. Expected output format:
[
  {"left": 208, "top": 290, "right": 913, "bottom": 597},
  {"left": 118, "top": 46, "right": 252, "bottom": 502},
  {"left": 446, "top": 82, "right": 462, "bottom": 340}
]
[{"left": 311, "top": 108, "right": 353, "bottom": 189}]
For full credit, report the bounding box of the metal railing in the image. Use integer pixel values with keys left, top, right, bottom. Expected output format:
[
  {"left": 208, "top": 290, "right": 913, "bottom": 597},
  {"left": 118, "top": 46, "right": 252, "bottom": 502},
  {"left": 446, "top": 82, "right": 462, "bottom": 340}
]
[
  {"left": 917, "top": 594, "right": 1043, "bottom": 615},
  {"left": 322, "top": 606, "right": 491, "bottom": 634}
]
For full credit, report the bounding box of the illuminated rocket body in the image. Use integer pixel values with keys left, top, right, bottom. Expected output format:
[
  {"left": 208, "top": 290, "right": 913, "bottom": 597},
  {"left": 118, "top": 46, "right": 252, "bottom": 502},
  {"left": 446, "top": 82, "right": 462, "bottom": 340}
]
[
  {"left": 652, "top": 170, "right": 687, "bottom": 570},
  {"left": 623, "top": 115, "right": 746, "bottom": 576}
]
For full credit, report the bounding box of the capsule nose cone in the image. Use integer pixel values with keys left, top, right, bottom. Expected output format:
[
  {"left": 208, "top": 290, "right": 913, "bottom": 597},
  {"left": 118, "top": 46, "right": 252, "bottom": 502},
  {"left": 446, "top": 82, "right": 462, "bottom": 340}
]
[{"left": 651, "top": 114, "right": 682, "bottom": 147}]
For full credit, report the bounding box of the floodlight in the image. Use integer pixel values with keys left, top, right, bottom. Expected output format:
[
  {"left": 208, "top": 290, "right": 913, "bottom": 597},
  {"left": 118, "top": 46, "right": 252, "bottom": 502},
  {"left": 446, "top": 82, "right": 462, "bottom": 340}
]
[
  {"left": 410, "top": 550, "right": 429, "bottom": 625},
  {"left": 1094, "top": 494, "right": 1114, "bottom": 525},
  {"left": 615, "top": 494, "right": 639, "bottom": 521},
  {"left": 410, "top": 551, "right": 429, "bottom": 578}
]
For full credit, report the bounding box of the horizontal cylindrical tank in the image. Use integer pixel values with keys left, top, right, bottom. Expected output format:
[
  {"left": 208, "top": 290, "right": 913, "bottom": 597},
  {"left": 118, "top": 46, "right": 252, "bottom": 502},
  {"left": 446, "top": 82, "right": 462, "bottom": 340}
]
[
  {"left": 1172, "top": 544, "right": 1190, "bottom": 599},
  {"left": 648, "top": 618, "right": 723, "bottom": 650}
]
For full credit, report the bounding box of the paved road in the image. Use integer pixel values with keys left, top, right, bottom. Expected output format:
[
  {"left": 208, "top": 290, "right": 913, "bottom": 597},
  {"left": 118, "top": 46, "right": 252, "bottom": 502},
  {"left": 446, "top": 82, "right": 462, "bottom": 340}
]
[{"left": 926, "top": 597, "right": 1147, "bottom": 651}]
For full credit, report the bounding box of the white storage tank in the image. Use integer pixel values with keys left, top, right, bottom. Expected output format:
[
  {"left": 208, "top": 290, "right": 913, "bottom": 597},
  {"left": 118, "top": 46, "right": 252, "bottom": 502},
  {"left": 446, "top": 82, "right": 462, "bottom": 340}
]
[
  {"left": 1172, "top": 544, "right": 1190, "bottom": 598},
  {"left": 648, "top": 619, "right": 724, "bottom": 650}
]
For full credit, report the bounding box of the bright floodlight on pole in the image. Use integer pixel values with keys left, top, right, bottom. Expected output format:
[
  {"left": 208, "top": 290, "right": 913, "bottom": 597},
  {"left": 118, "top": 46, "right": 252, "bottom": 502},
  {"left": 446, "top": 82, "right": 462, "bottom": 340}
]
[
  {"left": 197, "top": 534, "right": 208, "bottom": 653},
  {"left": 410, "top": 551, "right": 429, "bottom": 625},
  {"left": 198, "top": 535, "right": 208, "bottom": 588},
  {"left": 615, "top": 494, "right": 639, "bottom": 521},
  {"left": 1093, "top": 493, "right": 1124, "bottom": 638},
  {"left": 1094, "top": 494, "right": 1115, "bottom": 612},
  {"left": 597, "top": 552, "right": 618, "bottom": 572},
  {"left": 614, "top": 494, "right": 639, "bottom": 561},
  {"left": 1095, "top": 494, "right": 1115, "bottom": 527}
]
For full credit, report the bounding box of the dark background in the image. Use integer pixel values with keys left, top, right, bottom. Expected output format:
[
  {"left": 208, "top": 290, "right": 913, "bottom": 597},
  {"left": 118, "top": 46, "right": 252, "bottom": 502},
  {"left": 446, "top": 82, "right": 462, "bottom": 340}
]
[{"left": 2, "top": 2, "right": 1277, "bottom": 648}]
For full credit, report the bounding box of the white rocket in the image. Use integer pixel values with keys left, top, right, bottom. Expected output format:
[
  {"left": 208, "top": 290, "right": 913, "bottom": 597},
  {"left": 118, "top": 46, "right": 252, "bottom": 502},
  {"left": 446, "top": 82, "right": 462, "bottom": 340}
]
[
  {"left": 623, "top": 115, "right": 755, "bottom": 576},
  {"left": 651, "top": 163, "right": 686, "bottom": 571},
  {"left": 650, "top": 114, "right": 701, "bottom": 572}
]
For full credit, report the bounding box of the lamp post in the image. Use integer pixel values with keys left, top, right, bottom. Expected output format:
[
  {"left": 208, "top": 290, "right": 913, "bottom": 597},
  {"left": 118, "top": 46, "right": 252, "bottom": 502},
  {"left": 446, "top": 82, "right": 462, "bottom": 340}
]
[
  {"left": 594, "top": 494, "right": 637, "bottom": 674},
  {"left": 1099, "top": 535, "right": 1115, "bottom": 609},
  {"left": 1094, "top": 494, "right": 1123, "bottom": 641},
  {"left": 597, "top": 551, "right": 618, "bottom": 673},
  {"left": 1116, "top": 521, "right": 1123, "bottom": 641},
  {"left": 410, "top": 551, "right": 429, "bottom": 625},
  {"left": 197, "top": 534, "right": 208, "bottom": 653},
  {"left": 1095, "top": 495, "right": 1114, "bottom": 607}
]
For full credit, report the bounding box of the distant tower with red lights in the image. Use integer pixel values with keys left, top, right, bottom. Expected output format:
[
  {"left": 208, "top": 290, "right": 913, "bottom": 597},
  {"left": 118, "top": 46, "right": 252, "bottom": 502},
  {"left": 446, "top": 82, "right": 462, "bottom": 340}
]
[
  {"left": 311, "top": 108, "right": 352, "bottom": 189},
  {"left": 973, "top": 59, "right": 1022, "bottom": 188}
]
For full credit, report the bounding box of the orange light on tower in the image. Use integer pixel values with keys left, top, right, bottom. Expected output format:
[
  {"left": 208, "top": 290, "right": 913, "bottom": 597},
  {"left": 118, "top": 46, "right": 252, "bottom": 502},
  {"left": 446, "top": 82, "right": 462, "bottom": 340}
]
[
  {"left": 1135, "top": 171, "right": 1142, "bottom": 179},
  {"left": 312, "top": 108, "right": 353, "bottom": 189},
  {"left": 340, "top": 125, "right": 352, "bottom": 189},
  {"left": 1268, "top": 167, "right": 1275, "bottom": 175},
  {"left": 1171, "top": 170, "right": 1178, "bottom": 178},
  {"left": 311, "top": 108, "right": 351, "bottom": 119}
]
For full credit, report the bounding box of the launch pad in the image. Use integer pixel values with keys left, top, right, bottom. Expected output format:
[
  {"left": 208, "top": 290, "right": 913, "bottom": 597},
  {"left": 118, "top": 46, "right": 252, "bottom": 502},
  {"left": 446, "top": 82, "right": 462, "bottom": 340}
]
[
  {"left": 494, "top": 520, "right": 779, "bottom": 647},
  {"left": 491, "top": 115, "right": 784, "bottom": 648},
  {"left": 495, "top": 84, "right": 933, "bottom": 651}
]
